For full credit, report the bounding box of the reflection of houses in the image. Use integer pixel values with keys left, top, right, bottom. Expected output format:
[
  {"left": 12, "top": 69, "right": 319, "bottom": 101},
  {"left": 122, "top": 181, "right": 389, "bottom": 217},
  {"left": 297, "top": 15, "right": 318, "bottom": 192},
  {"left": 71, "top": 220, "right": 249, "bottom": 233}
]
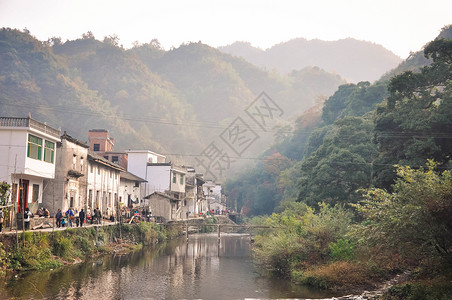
[
  {"left": 43, "top": 132, "right": 89, "bottom": 214},
  {"left": 119, "top": 171, "right": 146, "bottom": 209},
  {"left": 87, "top": 152, "right": 123, "bottom": 218},
  {"left": 0, "top": 116, "right": 60, "bottom": 215}
]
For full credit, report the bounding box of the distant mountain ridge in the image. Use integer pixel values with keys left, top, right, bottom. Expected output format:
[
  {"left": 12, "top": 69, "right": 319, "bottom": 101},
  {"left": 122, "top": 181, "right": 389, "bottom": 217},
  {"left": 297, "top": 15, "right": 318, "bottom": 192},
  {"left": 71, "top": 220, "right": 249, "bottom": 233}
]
[
  {"left": 218, "top": 38, "right": 402, "bottom": 83},
  {"left": 0, "top": 29, "right": 346, "bottom": 169}
]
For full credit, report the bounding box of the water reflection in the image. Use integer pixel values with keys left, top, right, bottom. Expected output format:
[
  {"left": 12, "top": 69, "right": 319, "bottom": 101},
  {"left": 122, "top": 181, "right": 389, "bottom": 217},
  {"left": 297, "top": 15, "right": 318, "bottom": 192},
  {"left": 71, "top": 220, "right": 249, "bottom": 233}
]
[{"left": 0, "top": 233, "right": 335, "bottom": 299}]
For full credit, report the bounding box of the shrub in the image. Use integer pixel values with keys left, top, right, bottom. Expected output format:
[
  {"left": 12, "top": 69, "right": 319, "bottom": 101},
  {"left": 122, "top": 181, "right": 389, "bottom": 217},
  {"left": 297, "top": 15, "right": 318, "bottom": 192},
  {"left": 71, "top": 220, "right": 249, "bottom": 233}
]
[
  {"left": 52, "top": 236, "right": 73, "bottom": 259},
  {"left": 297, "top": 261, "right": 374, "bottom": 291},
  {"left": 329, "top": 239, "right": 354, "bottom": 261}
]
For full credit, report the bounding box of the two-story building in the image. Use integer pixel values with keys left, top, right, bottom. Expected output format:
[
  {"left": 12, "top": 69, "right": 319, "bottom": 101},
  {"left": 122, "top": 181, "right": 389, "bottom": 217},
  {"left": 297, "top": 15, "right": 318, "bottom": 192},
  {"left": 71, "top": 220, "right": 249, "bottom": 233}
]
[
  {"left": 119, "top": 170, "right": 146, "bottom": 209},
  {"left": 183, "top": 168, "right": 206, "bottom": 217},
  {"left": 143, "top": 163, "right": 187, "bottom": 222},
  {"left": 203, "top": 181, "right": 225, "bottom": 213},
  {"left": 87, "top": 152, "right": 124, "bottom": 219},
  {"left": 42, "top": 132, "right": 89, "bottom": 214},
  {"left": 0, "top": 116, "right": 60, "bottom": 215},
  {"left": 127, "top": 150, "right": 166, "bottom": 204}
]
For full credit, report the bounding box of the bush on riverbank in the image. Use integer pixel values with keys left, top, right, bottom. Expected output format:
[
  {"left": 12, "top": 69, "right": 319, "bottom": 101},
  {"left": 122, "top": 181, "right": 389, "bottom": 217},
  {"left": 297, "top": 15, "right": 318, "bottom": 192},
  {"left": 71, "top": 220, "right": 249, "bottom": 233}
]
[
  {"left": 252, "top": 162, "right": 452, "bottom": 295},
  {"left": 252, "top": 202, "right": 353, "bottom": 278},
  {"left": 0, "top": 222, "right": 171, "bottom": 274}
]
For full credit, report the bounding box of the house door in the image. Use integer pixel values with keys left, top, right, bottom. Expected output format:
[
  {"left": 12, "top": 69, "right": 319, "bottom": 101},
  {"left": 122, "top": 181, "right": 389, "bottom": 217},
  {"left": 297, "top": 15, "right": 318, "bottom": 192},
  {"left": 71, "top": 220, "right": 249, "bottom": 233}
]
[
  {"left": 128, "top": 195, "right": 132, "bottom": 208},
  {"left": 18, "top": 179, "right": 29, "bottom": 213}
]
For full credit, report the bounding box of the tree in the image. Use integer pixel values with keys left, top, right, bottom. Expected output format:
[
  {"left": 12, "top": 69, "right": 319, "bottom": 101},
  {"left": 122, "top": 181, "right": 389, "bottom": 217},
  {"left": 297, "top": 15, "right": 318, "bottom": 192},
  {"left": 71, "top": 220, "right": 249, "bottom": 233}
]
[
  {"left": 0, "top": 181, "right": 10, "bottom": 206},
  {"left": 374, "top": 37, "right": 452, "bottom": 189},
  {"left": 354, "top": 161, "right": 452, "bottom": 263},
  {"left": 81, "top": 31, "right": 95, "bottom": 39},
  {"left": 297, "top": 117, "right": 377, "bottom": 207}
]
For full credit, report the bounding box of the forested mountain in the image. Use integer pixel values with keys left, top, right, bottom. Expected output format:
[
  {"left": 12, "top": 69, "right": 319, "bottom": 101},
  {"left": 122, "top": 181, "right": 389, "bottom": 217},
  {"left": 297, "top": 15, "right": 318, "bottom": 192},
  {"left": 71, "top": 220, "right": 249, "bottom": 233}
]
[
  {"left": 225, "top": 25, "right": 452, "bottom": 216},
  {"left": 0, "top": 28, "right": 345, "bottom": 161},
  {"left": 219, "top": 38, "right": 402, "bottom": 83}
]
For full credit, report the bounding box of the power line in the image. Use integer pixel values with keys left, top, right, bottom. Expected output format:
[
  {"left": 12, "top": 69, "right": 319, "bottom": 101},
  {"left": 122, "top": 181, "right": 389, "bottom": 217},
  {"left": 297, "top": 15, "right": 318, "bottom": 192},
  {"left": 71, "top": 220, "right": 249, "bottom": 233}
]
[{"left": 2, "top": 101, "right": 292, "bottom": 134}]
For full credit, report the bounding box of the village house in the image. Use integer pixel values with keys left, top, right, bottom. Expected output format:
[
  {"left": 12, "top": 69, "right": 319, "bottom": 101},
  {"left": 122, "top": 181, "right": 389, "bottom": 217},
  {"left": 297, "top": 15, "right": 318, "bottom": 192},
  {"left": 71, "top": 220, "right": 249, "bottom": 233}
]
[
  {"left": 0, "top": 116, "right": 60, "bottom": 216},
  {"left": 42, "top": 132, "right": 89, "bottom": 215},
  {"left": 126, "top": 150, "right": 166, "bottom": 203},
  {"left": 118, "top": 170, "right": 146, "bottom": 211},
  {"left": 87, "top": 152, "right": 123, "bottom": 219},
  {"left": 88, "top": 129, "right": 128, "bottom": 170},
  {"left": 183, "top": 168, "right": 207, "bottom": 217},
  {"left": 203, "top": 180, "right": 226, "bottom": 213},
  {"left": 144, "top": 163, "right": 186, "bottom": 221}
]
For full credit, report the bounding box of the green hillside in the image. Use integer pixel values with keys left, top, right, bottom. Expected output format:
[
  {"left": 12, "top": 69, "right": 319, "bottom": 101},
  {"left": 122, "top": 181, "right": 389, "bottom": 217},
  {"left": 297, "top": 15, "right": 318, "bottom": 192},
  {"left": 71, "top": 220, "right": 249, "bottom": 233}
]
[
  {"left": 0, "top": 28, "right": 346, "bottom": 162},
  {"left": 225, "top": 24, "right": 452, "bottom": 215}
]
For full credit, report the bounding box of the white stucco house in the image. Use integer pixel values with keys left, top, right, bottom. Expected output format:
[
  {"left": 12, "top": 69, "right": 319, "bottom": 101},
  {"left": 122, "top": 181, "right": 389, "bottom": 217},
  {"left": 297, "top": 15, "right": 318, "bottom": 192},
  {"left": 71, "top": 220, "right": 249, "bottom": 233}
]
[
  {"left": 203, "top": 181, "right": 225, "bottom": 213},
  {"left": 0, "top": 116, "right": 60, "bottom": 215},
  {"left": 126, "top": 150, "right": 166, "bottom": 203},
  {"left": 87, "top": 152, "right": 124, "bottom": 218},
  {"left": 119, "top": 170, "right": 146, "bottom": 209}
]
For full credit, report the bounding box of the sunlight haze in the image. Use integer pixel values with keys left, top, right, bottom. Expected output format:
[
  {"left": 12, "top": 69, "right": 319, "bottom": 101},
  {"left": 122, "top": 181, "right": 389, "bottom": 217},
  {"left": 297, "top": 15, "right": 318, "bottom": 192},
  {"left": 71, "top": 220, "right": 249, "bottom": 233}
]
[{"left": 1, "top": 0, "right": 451, "bottom": 58}]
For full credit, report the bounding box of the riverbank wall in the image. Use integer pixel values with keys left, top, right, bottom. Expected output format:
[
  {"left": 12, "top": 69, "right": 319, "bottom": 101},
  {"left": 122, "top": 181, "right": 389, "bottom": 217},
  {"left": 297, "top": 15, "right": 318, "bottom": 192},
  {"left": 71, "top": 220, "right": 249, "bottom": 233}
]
[{"left": 0, "top": 221, "right": 183, "bottom": 276}]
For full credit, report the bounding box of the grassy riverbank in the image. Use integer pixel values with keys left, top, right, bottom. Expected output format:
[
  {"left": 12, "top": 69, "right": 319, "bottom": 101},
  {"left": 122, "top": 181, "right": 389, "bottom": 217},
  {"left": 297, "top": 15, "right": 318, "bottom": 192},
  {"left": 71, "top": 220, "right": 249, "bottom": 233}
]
[
  {"left": 0, "top": 222, "right": 183, "bottom": 276},
  {"left": 250, "top": 163, "right": 452, "bottom": 299}
]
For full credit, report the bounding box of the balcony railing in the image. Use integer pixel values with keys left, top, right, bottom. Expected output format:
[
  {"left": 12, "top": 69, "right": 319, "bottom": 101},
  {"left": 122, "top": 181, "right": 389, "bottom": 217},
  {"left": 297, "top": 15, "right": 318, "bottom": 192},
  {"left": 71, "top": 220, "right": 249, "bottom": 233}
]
[{"left": 0, "top": 117, "right": 61, "bottom": 138}]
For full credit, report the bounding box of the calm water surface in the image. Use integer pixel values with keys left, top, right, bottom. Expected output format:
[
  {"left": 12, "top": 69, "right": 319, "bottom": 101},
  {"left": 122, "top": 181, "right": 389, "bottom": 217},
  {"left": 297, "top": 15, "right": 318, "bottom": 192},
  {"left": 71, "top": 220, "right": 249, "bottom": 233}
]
[{"left": 0, "top": 233, "right": 337, "bottom": 299}]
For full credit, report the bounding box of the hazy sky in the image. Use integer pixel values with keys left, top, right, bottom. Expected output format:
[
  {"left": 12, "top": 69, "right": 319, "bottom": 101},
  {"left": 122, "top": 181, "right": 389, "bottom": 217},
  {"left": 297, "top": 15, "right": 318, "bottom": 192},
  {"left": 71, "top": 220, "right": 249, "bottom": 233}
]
[{"left": 1, "top": 0, "right": 451, "bottom": 58}]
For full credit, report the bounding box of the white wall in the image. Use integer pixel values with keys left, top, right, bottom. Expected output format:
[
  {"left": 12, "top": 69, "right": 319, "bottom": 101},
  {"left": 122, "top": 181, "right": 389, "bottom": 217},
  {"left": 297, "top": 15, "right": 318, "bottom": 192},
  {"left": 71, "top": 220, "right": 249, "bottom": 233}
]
[
  {"left": 87, "top": 163, "right": 120, "bottom": 216},
  {"left": 0, "top": 128, "right": 58, "bottom": 209},
  {"left": 170, "top": 169, "right": 186, "bottom": 193},
  {"left": 147, "top": 165, "right": 171, "bottom": 195},
  {"left": 127, "top": 150, "right": 167, "bottom": 199},
  {"left": 119, "top": 179, "right": 141, "bottom": 207}
]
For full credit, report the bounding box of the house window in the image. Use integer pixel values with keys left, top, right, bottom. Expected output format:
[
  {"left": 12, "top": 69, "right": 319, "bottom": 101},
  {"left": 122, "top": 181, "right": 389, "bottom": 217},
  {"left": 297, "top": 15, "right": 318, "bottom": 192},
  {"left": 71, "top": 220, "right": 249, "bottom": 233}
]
[
  {"left": 44, "top": 141, "right": 55, "bottom": 163},
  {"left": 173, "top": 173, "right": 177, "bottom": 184},
  {"left": 72, "top": 154, "right": 77, "bottom": 169},
  {"left": 134, "top": 181, "right": 139, "bottom": 188},
  {"left": 27, "top": 134, "right": 42, "bottom": 160},
  {"left": 112, "top": 156, "right": 119, "bottom": 163},
  {"left": 93, "top": 143, "right": 100, "bottom": 151},
  {"left": 32, "top": 184, "right": 39, "bottom": 202},
  {"left": 104, "top": 156, "right": 109, "bottom": 160},
  {"left": 180, "top": 174, "right": 184, "bottom": 185}
]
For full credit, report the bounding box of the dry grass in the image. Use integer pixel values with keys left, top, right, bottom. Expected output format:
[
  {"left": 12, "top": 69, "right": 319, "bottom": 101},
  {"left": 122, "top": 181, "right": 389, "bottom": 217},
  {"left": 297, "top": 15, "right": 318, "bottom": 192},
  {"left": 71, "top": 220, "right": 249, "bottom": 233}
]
[{"left": 298, "top": 261, "right": 378, "bottom": 292}]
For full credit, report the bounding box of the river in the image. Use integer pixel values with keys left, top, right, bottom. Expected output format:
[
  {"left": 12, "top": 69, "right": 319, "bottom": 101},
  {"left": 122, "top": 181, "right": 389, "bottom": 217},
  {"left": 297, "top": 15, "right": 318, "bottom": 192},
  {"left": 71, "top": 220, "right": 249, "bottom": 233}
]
[{"left": 0, "top": 233, "right": 337, "bottom": 299}]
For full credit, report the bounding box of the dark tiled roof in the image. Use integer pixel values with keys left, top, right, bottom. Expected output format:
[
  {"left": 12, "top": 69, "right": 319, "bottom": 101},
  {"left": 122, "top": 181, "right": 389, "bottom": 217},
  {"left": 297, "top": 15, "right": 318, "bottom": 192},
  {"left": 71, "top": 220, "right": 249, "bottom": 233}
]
[
  {"left": 120, "top": 171, "right": 147, "bottom": 182},
  {"left": 88, "top": 151, "right": 125, "bottom": 171}
]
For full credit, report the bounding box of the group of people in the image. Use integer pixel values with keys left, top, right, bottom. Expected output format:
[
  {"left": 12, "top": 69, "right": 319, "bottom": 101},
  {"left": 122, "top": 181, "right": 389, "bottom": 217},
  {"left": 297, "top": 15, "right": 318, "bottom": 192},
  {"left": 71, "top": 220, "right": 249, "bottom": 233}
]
[
  {"left": 36, "top": 207, "right": 50, "bottom": 217},
  {"left": 55, "top": 208, "right": 87, "bottom": 228},
  {"left": 0, "top": 206, "right": 144, "bottom": 232}
]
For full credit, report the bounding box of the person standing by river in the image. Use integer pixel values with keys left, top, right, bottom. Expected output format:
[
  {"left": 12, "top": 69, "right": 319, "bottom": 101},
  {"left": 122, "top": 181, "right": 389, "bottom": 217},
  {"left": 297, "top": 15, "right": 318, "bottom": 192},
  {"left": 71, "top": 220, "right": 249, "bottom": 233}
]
[
  {"left": 56, "top": 209, "right": 63, "bottom": 227},
  {"left": 24, "top": 207, "right": 32, "bottom": 230},
  {"left": 0, "top": 208, "right": 4, "bottom": 233},
  {"left": 79, "top": 209, "right": 85, "bottom": 227},
  {"left": 65, "top": 208, "right": 74, "bottom": 227}
]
